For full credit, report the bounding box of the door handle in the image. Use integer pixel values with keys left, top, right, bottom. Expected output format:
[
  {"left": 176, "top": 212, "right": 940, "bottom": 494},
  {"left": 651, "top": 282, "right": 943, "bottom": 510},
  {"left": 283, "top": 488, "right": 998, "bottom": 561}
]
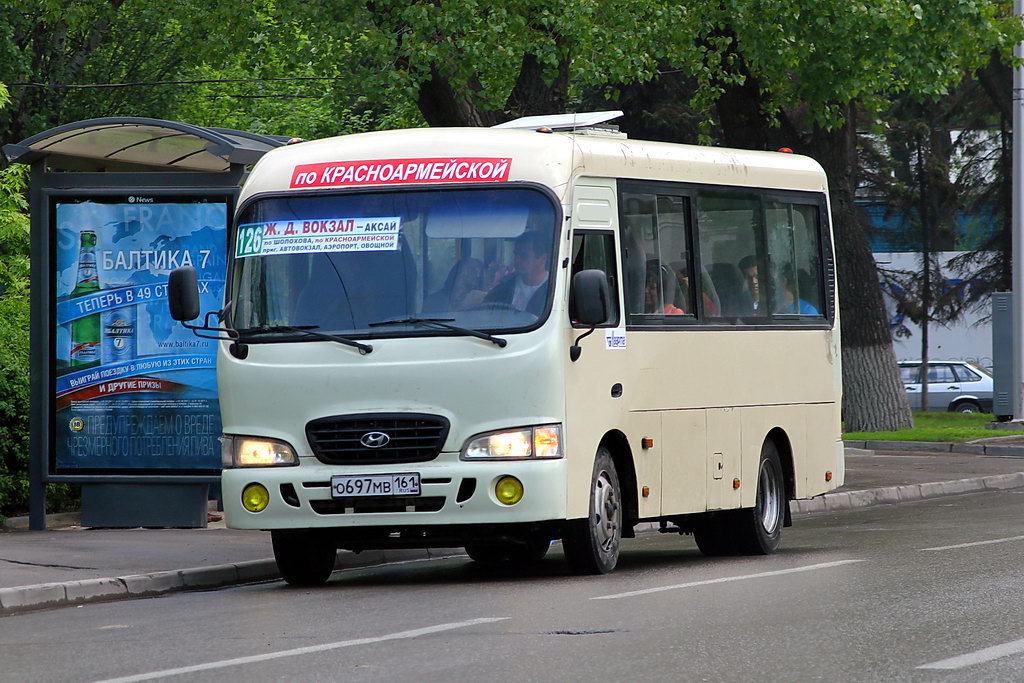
[{"left": 948, "top": 385, "right": 959, "bottom": 390}]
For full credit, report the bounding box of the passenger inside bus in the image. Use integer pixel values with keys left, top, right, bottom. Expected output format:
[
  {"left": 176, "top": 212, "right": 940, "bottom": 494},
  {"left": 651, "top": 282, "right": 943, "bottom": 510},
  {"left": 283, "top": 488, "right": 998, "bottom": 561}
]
[
  {"left": 645, "top": 260, "right": 684, "bottom": 315},
  {"left": 483, "top": 231, "right": 550, "bottom": 315},
  {"left": 777, "top": 267, "right": 820, "bottom": 315}
]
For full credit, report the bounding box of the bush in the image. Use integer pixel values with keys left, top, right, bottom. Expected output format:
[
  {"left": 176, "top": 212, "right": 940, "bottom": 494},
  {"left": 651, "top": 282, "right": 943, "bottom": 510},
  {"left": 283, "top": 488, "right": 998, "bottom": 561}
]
[
  {"left": 0, "top": 164, "right": 79, "bottom": 519},
  {"left": 0, "top": 164, "right": 31, "bottom": 517}
]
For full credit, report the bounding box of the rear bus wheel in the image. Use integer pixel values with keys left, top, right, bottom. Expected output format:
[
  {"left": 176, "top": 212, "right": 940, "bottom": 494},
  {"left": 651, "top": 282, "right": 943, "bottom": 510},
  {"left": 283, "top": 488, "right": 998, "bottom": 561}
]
[
  {"left": 733, "top": 440, "right": 785, "bottom": 555},
  {"left": 562, "top": 448, "right": 622, "bottom": 574},
  {"left": 272, "top": 530, "right": 337, "bottom": 586}
]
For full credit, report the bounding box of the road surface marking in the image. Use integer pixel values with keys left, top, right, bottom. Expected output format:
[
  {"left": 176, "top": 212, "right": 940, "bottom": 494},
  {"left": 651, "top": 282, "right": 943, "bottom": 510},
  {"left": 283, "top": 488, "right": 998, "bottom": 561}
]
[
  {"left": 94, "top": 617, "right": 508, "bottom": 682},
  {"left": 920, "top": 534, "right": 1024, "bottom": 552},
  {"left": 918, "top": 637, "right": 1024, "bottom": 670},
  {"left": 592, "top": 559, "right": 864, "bottom": 600}
]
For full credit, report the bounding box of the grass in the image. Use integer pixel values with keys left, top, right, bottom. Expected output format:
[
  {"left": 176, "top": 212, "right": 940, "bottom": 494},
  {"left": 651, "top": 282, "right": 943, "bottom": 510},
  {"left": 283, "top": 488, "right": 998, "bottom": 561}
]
[{"left": 843, "top": 412, "right": 1024, "bottom": 443}]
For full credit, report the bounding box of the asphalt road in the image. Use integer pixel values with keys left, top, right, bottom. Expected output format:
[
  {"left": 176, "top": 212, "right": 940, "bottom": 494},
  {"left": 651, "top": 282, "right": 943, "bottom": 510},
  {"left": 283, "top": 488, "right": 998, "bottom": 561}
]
[{"left": 6, "top": 489, "right": 1024, "bottom": 682}]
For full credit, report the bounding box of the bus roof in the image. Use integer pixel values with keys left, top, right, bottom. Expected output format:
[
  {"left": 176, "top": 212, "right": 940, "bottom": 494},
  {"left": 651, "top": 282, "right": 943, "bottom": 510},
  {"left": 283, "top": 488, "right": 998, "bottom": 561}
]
[{"left": 239, "top": 127, "right": 828, "bottom": 203}]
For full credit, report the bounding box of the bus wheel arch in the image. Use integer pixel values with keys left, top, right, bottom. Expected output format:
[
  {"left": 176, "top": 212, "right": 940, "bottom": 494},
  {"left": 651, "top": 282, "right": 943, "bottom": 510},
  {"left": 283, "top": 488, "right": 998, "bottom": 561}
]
[
  {"left": 600, "top": 430, "right": 638, "bottom": 538},
  {"left": 766, "top": 427, "right": 795, "bottom": 528}
]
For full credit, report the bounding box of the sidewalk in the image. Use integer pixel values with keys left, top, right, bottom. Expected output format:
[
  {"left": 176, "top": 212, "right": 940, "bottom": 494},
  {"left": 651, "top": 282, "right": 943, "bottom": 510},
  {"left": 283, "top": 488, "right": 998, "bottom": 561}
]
[{"left": 3, "top": 442, "right": 1024, "bottom": 615}]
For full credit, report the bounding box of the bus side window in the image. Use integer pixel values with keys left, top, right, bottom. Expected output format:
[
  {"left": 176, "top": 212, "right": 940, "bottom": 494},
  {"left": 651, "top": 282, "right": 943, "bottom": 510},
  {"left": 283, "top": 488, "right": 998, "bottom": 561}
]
[
  {"left": 765, "top": 202, "right": 824, "bottom": 317},
  {"left": 570, "top": 231, "right": 619, "bottom": 326}
]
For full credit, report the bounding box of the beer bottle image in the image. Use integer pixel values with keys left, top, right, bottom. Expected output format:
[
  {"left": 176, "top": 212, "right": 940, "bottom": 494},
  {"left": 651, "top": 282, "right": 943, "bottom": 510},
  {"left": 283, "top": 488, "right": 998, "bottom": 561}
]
[{"left": 69, "top": 230, "right": 101, "bottom": 368}]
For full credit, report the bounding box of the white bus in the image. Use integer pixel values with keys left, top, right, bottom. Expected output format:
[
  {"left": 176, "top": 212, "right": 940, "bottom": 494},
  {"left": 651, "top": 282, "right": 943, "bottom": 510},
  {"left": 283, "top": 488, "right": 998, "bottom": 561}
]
[{"left": 169, "top": 111, "right": 844, "bottom": 585}]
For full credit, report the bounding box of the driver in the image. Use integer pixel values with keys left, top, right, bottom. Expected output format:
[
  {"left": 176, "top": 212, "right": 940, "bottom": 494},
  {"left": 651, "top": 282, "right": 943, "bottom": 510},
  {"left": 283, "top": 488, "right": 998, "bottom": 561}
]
[{"left": 483, "top": 231, "right": 550, "bottom": 315}]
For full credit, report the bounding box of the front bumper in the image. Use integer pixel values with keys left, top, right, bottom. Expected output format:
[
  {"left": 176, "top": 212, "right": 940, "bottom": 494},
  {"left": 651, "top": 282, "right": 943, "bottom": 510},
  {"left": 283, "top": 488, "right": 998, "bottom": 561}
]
[{"left": 222, "top": 455, "right": 568, "bottom": 530}]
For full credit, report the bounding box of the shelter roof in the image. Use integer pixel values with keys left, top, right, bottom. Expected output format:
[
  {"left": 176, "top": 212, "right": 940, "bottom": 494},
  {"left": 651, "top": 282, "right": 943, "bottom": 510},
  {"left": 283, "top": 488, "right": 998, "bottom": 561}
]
[{"left": 3, "top": 117, "right": 291, "bottom": 172}]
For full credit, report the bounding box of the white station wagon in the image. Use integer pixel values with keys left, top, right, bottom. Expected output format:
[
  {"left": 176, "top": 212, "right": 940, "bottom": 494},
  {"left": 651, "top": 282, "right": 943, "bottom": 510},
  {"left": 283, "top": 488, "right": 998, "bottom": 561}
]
[{"left": 898, "top": 360, "right": 994, "bottom": 414}]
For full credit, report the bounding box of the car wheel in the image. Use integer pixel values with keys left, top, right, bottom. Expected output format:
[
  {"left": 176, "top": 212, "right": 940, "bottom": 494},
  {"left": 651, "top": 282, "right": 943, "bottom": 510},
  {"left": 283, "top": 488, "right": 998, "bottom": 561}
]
[
  {"left": 562, "top": 447, "right": 622, "bottom": 574},
  {"left": 272, "top": 530, "right": 337, "bottom": 586},
  {"left": 954, "top": 400, "right": 982, "bottom": 414}
]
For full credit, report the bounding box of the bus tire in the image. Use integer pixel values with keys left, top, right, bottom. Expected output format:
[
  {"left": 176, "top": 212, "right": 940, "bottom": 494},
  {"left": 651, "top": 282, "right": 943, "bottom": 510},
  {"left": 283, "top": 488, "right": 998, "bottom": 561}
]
[
  {"left": 692, "top": 516, "right": 737, "bottom": 556},
  {"left": 562, "top": 448, "right": 622, "bottom": 574},
  {"left": 272, "top": 530, "right": 337, "bottom": 586},
  {"left": 465, "top": 536, "right": 551, "bottom": 564},
  {"left": 732, "top": 440, "right": 785, "bottom": 555}
]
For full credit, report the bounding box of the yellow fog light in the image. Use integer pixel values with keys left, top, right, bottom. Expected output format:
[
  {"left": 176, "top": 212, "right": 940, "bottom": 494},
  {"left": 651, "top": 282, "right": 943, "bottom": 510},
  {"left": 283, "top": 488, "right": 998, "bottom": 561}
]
[
  {"left": 495, "top": 476, "right": 524, "bottom": 505},
  {"left": 242, "top": 483, "right": 270, "bottom": 512}
]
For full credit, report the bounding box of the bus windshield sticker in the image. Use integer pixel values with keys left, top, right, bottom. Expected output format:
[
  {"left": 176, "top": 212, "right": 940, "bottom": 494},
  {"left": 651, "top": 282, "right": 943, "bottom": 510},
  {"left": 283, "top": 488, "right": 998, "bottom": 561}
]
[
  {"left": 605, "top": 328, "right": 626, "bottom": 350},
  {"left": 290, "top": 157, "right": 512, "bottom": 189},
  {"left": 234, "top": 217, "right": 401, "bottom": 258}
]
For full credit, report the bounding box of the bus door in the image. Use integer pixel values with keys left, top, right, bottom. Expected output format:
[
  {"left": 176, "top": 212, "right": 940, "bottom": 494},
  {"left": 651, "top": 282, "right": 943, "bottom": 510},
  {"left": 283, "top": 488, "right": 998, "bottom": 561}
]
[{"left": 564, "top": 180, "right": 639, "bottom": 518}]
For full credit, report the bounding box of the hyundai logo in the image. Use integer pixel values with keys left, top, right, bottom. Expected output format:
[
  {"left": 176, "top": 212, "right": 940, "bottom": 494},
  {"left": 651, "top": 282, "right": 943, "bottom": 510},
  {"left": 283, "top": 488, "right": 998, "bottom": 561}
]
[{"left": 360, "top": 431, "right": 391, "bottom": 448}]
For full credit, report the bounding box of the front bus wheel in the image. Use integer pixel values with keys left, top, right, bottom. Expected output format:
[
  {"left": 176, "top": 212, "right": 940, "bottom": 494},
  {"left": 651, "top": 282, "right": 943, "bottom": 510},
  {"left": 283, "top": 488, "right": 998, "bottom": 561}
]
[
  {"left": 272, "top": 530, "right": 338, "bottom": 586},
  {"left": 562, "top": 448, "right": 622, "bottom": 574},
  {"left": 732, "top": 439, "right": 785, "bottom": 555}
]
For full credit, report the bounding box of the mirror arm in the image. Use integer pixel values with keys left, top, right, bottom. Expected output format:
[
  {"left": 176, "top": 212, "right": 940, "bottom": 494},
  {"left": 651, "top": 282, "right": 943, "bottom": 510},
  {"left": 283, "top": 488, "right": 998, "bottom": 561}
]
[{"left": 569, "top": 325, "right": 598, "bottom": 362}]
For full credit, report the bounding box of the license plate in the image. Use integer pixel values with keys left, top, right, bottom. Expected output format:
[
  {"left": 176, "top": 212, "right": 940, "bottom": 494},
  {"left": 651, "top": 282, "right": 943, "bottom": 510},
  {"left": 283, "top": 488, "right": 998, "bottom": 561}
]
[{"left": 330, "top": 473, "right": 420, "bottom": 498}]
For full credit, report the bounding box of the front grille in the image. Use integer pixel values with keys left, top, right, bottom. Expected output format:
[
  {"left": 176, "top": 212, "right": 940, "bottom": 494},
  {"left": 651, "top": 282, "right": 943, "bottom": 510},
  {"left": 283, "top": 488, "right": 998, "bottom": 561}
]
[
  {"left": 311, "top": 496, "right": 446, "bottom": 514},
  {"left": 306, "top": 413, "right": 450, "bottom": 465}
]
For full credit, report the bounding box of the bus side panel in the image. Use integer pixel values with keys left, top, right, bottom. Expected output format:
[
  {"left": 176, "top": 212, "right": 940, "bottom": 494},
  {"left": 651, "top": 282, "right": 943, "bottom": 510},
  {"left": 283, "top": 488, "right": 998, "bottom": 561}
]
[
  {"left": 737, "top": 403, "right": 839, "bottom": 508},
  {"left": 802, "top": 401, "right": 843, "bottom": 497},
  {"left": 661, "top": 409, "right": 707, "bottom": 515},
  {"left": 706, "top": 407, "right": 742, "bottom": 510}
]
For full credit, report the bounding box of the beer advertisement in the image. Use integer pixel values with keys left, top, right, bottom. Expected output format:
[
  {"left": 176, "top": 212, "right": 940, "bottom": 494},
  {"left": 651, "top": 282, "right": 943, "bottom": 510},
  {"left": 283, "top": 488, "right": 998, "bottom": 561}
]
[{"left": 53, "top": 196, "right": 228, "bottom": 473}]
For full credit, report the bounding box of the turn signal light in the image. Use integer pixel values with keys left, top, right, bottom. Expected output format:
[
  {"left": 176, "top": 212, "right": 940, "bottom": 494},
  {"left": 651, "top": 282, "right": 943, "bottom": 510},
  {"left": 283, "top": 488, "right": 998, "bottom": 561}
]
[
  {"left": 242, "top": 483, "right": 270, "bottom": 512},
  {"left": 825, "top": 471, "right": 833, "bottom": 482},
  {"left": 495, "top": 476, "right": 524, "bottom": 505},
  {"left": 732, "top": 478, "right": 741, "bottom": 490}
]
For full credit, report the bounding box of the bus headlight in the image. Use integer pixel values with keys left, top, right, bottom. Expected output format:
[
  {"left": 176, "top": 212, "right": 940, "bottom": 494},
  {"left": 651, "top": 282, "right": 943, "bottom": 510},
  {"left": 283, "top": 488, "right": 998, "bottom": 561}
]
[
  {"left": 462, "top": 425, "right": 562, "bottom": 460},
  {"left": 223, "top": 436, "right": 298, "bottom": 467}
]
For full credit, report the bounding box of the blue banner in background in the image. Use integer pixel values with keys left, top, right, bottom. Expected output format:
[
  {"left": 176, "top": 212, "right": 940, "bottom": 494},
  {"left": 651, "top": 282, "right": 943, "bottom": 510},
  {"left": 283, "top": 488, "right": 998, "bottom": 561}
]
[{"left": 53, "top": 197, "right": 228, "bottom": 472}]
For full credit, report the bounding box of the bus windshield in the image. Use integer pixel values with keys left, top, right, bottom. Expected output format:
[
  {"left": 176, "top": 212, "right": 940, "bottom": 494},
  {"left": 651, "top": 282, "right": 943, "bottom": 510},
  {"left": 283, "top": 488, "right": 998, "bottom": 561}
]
[{"left": 229, "top": 187, "right": 559, "bottom": 338}]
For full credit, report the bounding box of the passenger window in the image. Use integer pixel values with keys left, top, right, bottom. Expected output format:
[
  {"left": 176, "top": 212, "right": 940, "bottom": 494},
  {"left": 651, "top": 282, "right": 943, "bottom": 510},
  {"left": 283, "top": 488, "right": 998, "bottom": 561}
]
[
  {"left": 955, "top": 366, "right": 982, "bottom": 382},
  {"left": 899, "top": 366, "right": 921, "bottom": 384},
  {"left": 570, "top": 231, "right": 619, "bottom": 325},
  {"left": 620, "top": 190, "right": 694, "bottom": 325},
  {"left": 765, "top": 202, "right": 824, "bottom": 317},
  {"left": 926, "top": 365, "right": 957, "bottom": 383},
  {"left": 697, "top": 192, "right": 764, "bottom": 320}
]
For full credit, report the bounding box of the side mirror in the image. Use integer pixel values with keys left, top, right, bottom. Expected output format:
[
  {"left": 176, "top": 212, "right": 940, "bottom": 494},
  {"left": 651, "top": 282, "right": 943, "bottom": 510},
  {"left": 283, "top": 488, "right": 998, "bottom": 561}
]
[
  {"left": 168, "top": 266, "right": 200, "bottom": 322},
  {"left": 571, "top": 269, "right": 610, "bottom": 327}
]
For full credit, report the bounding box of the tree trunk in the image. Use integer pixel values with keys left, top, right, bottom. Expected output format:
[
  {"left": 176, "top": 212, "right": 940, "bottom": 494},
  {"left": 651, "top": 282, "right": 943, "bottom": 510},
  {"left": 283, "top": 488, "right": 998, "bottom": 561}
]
[{"left": 806, "top": 106, "right": 913, "bottom": 431}]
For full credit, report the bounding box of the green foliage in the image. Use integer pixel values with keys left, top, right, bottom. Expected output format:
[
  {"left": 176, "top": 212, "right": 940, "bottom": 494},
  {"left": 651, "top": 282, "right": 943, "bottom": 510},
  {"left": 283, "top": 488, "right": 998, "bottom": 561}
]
[
  {"left": 0, "top": 165, "right": 79, "bottom": 518},
  {"left": 0, "top": 164, "right": 31, "bottom": 516}
]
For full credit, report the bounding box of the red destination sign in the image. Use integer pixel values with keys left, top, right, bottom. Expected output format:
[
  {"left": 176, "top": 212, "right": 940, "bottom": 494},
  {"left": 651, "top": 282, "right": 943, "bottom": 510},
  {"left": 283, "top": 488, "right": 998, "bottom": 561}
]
[{"left": 290, "top": 157, "right": 512, "bottom": 189}]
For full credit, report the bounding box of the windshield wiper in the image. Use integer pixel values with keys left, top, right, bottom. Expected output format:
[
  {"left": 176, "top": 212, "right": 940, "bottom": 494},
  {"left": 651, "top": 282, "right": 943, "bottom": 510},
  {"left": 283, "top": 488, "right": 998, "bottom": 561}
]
[
  {"left": 368, "top": 317, "right": 507, "bottom": 348},
  {"left": 236, "top": 325, "right": 372, "bottom": 354}
]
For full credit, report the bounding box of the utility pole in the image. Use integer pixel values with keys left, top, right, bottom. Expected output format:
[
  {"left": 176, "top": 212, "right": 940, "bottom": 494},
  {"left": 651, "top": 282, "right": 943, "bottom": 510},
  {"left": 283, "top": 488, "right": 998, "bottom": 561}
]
[{"left": 1013, "top": 1, "right": 1024, "bottom": 419}]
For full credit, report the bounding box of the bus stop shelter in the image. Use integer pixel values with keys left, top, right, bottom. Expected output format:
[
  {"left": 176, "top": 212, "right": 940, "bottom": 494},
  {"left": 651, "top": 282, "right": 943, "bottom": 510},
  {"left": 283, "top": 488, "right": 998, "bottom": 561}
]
[{"left": 4, "top": 118, "right": 290, "bottom": 530}]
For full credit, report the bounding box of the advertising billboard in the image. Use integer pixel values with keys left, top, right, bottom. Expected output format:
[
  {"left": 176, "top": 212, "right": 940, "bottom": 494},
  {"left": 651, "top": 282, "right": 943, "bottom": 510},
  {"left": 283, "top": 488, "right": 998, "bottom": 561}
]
[{"left": 51, "top": 193, "right": 229, "bottom": 474}]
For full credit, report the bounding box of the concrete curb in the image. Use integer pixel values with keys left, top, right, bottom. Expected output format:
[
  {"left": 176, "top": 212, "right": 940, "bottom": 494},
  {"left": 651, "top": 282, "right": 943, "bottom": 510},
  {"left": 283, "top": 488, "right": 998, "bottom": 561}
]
[
  {"left": 0, "top": 559, "right": 280, "bottom": 615},
  {"left": 842, "top": 440, "right": 1024, "bottom": 456},
  {"left": 5, "top": 471, "right": 1024, "bottom": 616},
  {"left": 0, "top": 547, "right": 459, "bottom": 616},
  {"left": 790, "top": 472, "right": 1024, "bottom": 514}
]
